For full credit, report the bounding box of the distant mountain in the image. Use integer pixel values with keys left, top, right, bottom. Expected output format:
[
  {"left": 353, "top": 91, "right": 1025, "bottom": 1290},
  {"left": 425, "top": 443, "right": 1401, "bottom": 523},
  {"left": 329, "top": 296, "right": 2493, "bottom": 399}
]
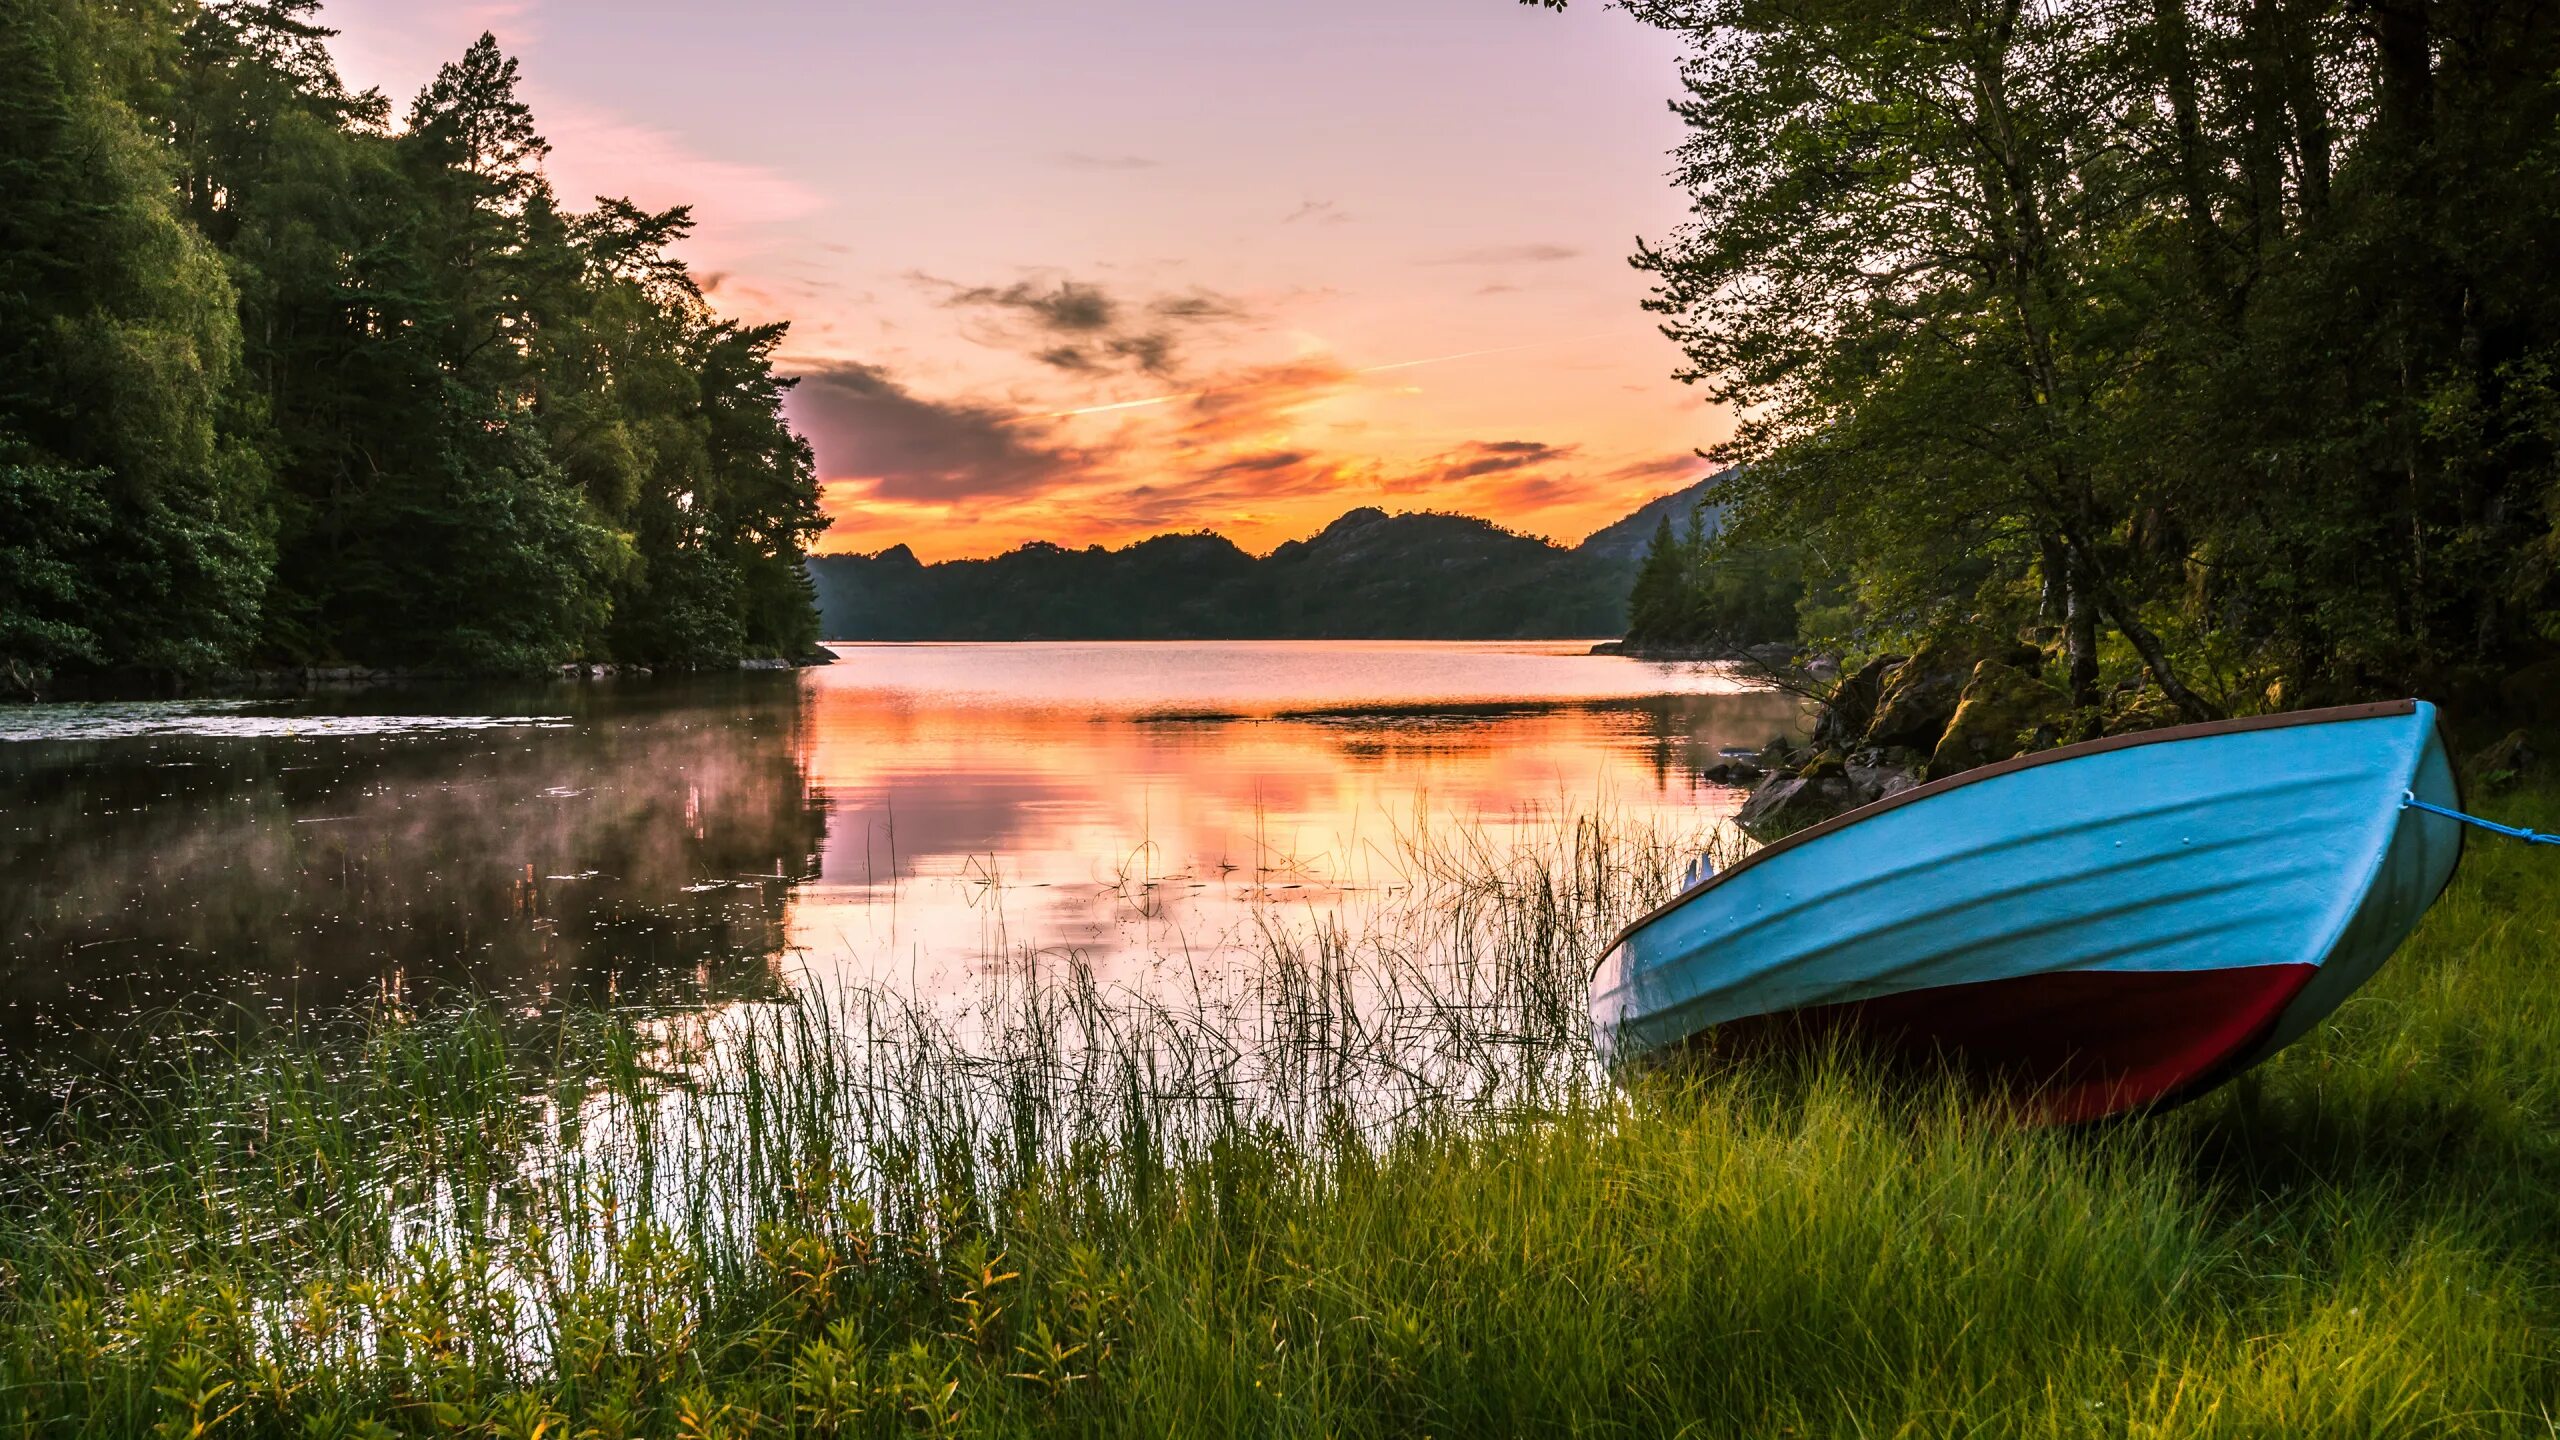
[
  {"left": 808, "top": 478, "right": 1727, "bottom": 642},
  {"left": 1574, "top": 467, "right": 1733, "bottom": 565}
]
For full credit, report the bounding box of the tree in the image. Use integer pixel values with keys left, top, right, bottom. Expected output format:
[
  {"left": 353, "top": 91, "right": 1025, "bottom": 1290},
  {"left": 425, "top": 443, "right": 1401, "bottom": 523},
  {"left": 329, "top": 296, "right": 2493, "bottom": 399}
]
[
  {"left": 0, "top": 0, "right": 272, "bottom": 684},
  {"left": 1626, "top": 514, "right": 1687, "bottom": 642},
  {"left": 1535, "top": 0, "right": 2560, "bottom": 714},
  {"left": 0, "top": 8, "right": 830, "bottom": 682}
]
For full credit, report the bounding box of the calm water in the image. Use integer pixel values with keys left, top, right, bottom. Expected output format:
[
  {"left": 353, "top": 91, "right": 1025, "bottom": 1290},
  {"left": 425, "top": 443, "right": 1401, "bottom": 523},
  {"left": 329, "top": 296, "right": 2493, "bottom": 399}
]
[{"left": 0, "top": 642, "right": 1803, "bottom": 1088}]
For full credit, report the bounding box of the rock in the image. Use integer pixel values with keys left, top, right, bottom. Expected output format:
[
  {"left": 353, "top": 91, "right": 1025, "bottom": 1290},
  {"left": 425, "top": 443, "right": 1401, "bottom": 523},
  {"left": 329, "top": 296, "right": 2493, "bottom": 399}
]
[
  {"left": 1864, "top": 640, "right": 1983, "bottom": 751},
  {"left": 2469, "top": 728, "right": 2539, "bottom": 790},
  {"left": 1814, "top": 653, "right": 1904, "bottom": 751},
  {"left": 1701, "top": 760, "right": 1765, "bottom": 784},
  {"left": 1735, "top": 773, "right": 1858, "bottom": 838},
  {"left": 1797, "top": 750, "right": 1847, "bottom": 781},
  {"left": 1926, "top": 660, "right": 2073, "bottom": 780},
  {"left": 1734, "top": 775, "right": 1806, "bottom": 830},
  {"left": 1846, "top": 764, "right": 1922, "bottom": 805}
]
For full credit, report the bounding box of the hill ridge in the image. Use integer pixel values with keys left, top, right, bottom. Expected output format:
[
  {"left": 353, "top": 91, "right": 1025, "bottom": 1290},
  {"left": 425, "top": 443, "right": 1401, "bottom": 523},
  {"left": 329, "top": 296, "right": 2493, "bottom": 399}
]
[{"left": 807, "top": 476, "right": 1727, "bottom": 641}]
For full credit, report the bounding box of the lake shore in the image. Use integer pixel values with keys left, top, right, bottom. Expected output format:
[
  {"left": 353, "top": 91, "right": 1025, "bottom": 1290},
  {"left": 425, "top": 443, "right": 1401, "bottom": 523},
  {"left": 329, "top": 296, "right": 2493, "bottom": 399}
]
[
  {"left": 3, "top": 653, "right": 839, "bottom": 705},
  {"left": 6, "top": 769, "right": 2555, "bottom": 1435}
]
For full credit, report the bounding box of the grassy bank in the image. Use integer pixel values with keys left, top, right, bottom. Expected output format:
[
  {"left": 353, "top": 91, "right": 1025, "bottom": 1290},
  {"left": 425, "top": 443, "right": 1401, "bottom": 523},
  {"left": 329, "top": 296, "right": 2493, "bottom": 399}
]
[{"left": 2, "top": 791, "right": 2557, "bottom": 1436}]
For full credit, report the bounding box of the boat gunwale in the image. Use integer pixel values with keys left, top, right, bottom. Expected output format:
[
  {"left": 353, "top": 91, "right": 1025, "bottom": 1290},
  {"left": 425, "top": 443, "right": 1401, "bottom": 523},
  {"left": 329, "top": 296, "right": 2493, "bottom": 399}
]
[{"left": 1601, "top": 698, "right": 2423, "bottom": 972}]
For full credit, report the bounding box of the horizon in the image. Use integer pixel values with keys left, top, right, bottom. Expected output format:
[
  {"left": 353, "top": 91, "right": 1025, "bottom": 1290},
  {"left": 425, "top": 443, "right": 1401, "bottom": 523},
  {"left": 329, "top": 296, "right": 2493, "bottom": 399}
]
[{"left": 318, "top": 0, "right": 1725, "bottom": 562}]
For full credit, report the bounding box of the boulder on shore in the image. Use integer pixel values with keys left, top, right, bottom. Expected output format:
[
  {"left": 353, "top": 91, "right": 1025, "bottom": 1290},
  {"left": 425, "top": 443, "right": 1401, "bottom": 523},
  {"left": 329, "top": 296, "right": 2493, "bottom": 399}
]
[
  {"left": 1864, "top": 639, "right": 2040, "bottom": 751},
  {"left": 1814, "top": 653, "right": 1903, "bottom": 751},
  {"left": 1734, "top": 773, "right": 1856, "bottom": 837},
  {"left": 1926, "top": 660, "right": 2073, "bottom": 780}
]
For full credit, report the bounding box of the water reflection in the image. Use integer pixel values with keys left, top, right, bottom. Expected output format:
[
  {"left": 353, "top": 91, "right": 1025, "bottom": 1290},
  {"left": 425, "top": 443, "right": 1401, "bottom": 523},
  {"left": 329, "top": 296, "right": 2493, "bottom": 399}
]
[
  {"left": 0, "top": 677, "right": 824, "bottom": 1084},
  {"left": 791, "top": 642, "right": 1806, "bottom": 998},
  {"left": 0, "top": 643, "right": 1805, "bottom": 1094}
]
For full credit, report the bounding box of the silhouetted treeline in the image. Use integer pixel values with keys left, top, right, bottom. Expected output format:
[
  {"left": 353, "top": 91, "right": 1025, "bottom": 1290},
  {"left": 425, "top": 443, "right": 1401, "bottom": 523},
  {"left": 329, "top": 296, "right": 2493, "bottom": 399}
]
[
  {"left": 812, "top": 509, "right": 1632, "bottom": 641},
  {"left": 1, "top": 2, "right": 825, "bottom": 693}
]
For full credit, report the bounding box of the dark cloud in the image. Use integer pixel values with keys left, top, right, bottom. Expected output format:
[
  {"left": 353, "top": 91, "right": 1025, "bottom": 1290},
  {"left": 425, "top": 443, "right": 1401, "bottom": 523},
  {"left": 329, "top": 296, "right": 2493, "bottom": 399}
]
[
  {"left": 1283, "top": 200, "right": 1350, "bottom": 225},
  {"left": 1056, "top": 151, "right": 1160, "bottom": 170},
  {"left": 1421, "top": 243, "right": 1583, "bottom": 265},
  {"left": 1149, "top": 290, "right": 1251, "bottom": 323},
  {"left": 1206, "top": 450, "right": 1312, "bottom": 479},
  {"left": 1606, "top": 453, "right": 1707, "bottom": 485},
  {"left": 949, "top": 279, "right": 1120, "bottom": 333},
  {"left": 786, "top": 361, "right": 1095, "bottom": 502},
  {"left": 1106, "top": 331, "right": 1176, "bottom": 375},
  {"left": 1034, "top": 345, "right": 1103, "bottom": 374},
  {"left": 933, "top": 274, "right": 1255, "bottom": 381},
  {"left": 1433, "top": 439, "right": 1578, "bottom": 482}
]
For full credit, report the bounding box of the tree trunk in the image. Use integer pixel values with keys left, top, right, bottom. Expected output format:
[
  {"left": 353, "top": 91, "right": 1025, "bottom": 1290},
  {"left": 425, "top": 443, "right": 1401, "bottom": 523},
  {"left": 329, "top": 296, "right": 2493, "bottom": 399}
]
[
  {"left": 2063, "top": 546, "right": 2100, "bottom": 714},
  {"left": 2242, "top": 0, "right": 2294, "bottom": 256},
  {"left": 2067, "top": 533, "right": 2227, "bottom": 722},
  {"left": 2281, "top": 0, "right": 2335, "bottom": 213},
  {"left": 2150, "top": 0, "right": 2221, "bottom": 247},
  {"left": 2368, "top": 0, "right": 2434, "bottom": 149}
]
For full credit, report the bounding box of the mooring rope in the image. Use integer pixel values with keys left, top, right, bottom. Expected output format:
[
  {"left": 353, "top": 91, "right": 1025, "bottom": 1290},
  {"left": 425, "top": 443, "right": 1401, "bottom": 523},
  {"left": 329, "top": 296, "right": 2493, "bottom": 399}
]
[{"left": 2401, "top": 791, "right": 2560, "bottom": 846}]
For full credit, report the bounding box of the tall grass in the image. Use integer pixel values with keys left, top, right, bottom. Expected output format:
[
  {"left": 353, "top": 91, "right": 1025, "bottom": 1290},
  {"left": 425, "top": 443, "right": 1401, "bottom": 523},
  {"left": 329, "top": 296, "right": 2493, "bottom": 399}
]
[{"left": 2, "top": 793, "right": 2556, "bottom": 1436}]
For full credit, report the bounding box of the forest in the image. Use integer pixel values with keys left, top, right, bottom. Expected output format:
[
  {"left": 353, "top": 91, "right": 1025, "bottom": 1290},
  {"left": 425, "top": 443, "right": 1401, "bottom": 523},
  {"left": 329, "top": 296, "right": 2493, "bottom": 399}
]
[
  {"left": 811, "top": 507, "right": 1640, "bottom": 642},
  {"left": 1578, "top": 0, "right": 2560, "bottom": 722},
  {"left": 0, "top": 0, "right": 827, "bottom": 694}
]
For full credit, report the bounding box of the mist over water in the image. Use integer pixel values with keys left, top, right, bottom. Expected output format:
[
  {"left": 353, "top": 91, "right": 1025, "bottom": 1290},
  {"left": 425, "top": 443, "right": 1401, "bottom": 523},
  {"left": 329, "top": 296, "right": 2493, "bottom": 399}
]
[{"left": 0, "top": 642, "right": 1804, "bottom": 1095}]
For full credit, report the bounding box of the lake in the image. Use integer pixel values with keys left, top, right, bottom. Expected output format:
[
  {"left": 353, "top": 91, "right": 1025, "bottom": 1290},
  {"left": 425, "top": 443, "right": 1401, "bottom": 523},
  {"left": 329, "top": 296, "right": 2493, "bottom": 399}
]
[{"left": 0, "top": 641, "right": 1804, "bottom": 1100}]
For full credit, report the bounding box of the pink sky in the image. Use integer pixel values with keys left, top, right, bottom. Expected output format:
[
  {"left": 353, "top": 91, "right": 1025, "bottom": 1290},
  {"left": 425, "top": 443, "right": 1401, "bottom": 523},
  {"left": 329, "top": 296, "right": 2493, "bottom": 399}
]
[{"left": 323, "top": 0, "right": 1724, "bottom": 560}]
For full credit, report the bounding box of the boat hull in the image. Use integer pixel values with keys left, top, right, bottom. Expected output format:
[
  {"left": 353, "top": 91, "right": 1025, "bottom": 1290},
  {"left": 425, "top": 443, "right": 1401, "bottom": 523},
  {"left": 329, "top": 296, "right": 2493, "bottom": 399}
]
[{"left": 1593, "top": 701, "right": 2463, "bottom": 1122}]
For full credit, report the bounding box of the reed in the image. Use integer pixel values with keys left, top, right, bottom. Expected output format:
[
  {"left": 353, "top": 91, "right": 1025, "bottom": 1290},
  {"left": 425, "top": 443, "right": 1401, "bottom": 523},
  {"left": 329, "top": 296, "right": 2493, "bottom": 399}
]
[{"left": 1, "top": 792, "right": 2555, "bottom": 1436}]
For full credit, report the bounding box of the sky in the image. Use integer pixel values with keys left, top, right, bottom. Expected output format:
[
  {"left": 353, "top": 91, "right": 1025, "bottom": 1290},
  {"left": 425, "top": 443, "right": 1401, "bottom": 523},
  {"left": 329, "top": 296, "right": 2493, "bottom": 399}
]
[{"left": 321, "top": 0, "right": 1724, "bottom": 561}]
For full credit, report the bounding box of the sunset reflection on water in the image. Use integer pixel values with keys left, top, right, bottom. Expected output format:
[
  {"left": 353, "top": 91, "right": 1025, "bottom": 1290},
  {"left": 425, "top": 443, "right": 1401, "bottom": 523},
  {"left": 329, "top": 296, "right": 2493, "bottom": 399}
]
[
  {"left": 789, "top": 641, "right": 1808, "bottom": 995},
  {"left": 0, "top": 643, "right": 1803, "bottom": 1095}
]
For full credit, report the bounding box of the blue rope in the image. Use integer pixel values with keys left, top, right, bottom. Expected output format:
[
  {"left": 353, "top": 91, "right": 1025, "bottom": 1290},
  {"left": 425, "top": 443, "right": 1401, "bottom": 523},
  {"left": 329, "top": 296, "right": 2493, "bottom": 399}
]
[{"left": 2401, "top": 791, "right": 2560, "bottom": 846}]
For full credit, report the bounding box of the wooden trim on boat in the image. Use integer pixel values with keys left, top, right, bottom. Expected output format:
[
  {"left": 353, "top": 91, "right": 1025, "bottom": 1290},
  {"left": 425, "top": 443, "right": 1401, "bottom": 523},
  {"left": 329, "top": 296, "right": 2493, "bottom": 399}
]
[{"left": 1601, "top": 699, "right": 2423, "bottom": 966}]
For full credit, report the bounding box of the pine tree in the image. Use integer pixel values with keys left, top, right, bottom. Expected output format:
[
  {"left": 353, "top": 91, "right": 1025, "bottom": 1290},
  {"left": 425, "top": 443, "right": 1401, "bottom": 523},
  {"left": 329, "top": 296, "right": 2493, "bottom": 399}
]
[{"left": 1625, "top": 515, "right": 1684, "bottom": 643}]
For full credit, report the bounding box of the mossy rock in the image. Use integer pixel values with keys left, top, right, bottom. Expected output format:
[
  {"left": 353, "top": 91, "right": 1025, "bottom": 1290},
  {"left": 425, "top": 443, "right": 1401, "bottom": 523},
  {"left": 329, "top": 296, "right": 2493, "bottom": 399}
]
[
  {"left": 1865, "top": 638, "right": 2047, "bottom": 746},
  {"left": 1926, "top": 660, "right": 2072, "bottom": 780},
  {"left": 1796, "top": 750, "right": 1847, "bottom": 781},
  {"left": 1814, "top": 653, "right": 1903, "bottom": 750},
  {"left": 1864, "top": 640, "right": 1979, "bottom": 750}
]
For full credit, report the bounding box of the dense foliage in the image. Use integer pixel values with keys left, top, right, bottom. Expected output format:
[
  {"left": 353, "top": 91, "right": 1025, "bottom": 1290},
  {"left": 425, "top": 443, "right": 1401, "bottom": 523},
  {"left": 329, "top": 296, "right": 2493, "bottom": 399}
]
[
  {"left": 1544, "top": 0, "right": 2560, "bottom": 717},
  {"left": 811, "top": 508, "right": 1633, "bottom": 641},
  {"left": 0, "top": 0, "right": 826, "bottom": 690}
]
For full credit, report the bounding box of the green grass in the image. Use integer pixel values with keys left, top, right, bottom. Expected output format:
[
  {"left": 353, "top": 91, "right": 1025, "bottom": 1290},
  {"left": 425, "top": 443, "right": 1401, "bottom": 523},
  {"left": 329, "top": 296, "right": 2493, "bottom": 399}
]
[{"left": 2, "top": 790, "right": 2557, "bottom": 1437}]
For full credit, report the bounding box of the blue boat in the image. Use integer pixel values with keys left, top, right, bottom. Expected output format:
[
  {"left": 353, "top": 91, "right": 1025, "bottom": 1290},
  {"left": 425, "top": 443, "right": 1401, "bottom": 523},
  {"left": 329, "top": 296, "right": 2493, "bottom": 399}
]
[{"left": 1592, "top": 700, "right": 2464, "bottom": 1121}]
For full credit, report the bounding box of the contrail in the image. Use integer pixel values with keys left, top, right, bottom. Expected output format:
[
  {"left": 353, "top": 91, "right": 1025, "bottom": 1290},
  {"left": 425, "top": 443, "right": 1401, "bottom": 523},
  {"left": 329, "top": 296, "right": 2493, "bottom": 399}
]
[{"left": 1029, "top": 330, "right": 1620, "bottom": 420}]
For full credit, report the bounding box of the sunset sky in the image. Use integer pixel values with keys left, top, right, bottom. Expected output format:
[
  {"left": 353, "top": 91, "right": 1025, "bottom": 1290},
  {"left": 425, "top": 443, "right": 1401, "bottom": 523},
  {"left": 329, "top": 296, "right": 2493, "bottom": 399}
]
[{"left": 322, "top": 0, "right": 1723, "bottom": 561}]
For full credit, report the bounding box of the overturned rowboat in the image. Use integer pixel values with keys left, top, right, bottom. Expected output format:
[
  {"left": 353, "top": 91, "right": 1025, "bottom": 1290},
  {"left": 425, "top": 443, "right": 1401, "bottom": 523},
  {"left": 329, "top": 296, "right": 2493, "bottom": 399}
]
[{"left": 1592, "top": 700, "right": 2464, "bottom": 1122}]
